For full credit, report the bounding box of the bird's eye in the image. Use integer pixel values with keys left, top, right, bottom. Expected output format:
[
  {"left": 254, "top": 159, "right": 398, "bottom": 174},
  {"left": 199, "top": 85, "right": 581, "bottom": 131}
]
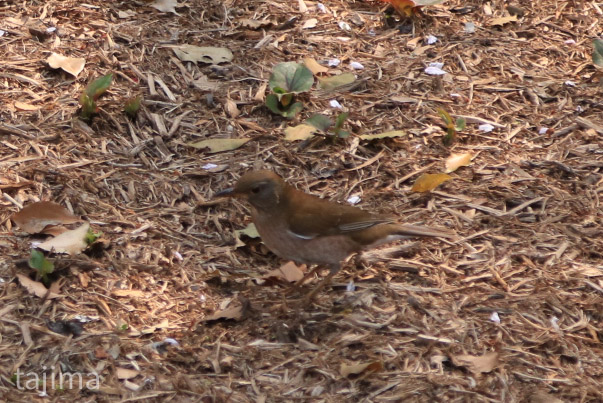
[{"left": 251, "top": 185, "right": 261, "bottom": 194}]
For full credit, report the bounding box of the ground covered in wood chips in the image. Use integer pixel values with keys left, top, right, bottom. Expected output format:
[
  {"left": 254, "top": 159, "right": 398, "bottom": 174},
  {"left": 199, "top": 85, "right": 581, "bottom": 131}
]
[{"left": 1, "top": 0, "right": 603, "bottom": 401}]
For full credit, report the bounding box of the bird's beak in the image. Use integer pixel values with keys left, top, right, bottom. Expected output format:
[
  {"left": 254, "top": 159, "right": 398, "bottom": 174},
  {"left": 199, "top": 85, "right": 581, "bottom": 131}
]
[{"left": 213, "top": 187, "right": 236, "bottom": 198}]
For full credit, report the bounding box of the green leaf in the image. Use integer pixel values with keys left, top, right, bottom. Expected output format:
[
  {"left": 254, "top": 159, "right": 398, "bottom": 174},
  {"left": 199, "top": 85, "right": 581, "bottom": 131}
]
[
  {"left": 85, "top": 229, "right": 102, "bottom": 244},
  {"left": 265, "top": 94, "right": 282, "bottom": 115},
  {"left": 124, "top": 95, "right": 142, "bottom": 118},
  {"left": 269, "top": 62, "right": 314, "bottom": 93},
  {"left": 189, "top": 138, "right": 251, "bottom": 153},
  {"left": 280, "top": 102, "right": 303, "bottom": 119},
  {"left": 79, "top": 94, "right": 96, "bottom": 120},
  {"left": 85, "top": 73, "right": 113, "bottom": 100},
  {"left": 593, "top": 39, "right": 603, "bottom": 67},
  {"left": 455, "top": 117, "right": 466, "bottom": 131},
  {"left": 266, "top": 95, "right": 303, "bottom": 118},
  {"left": 359, "top": 130, "right": 406, "bottom": 140},
  {"left": 28, "top": 250, "right": 54, "bottom": 281},
  {"left": 305, "top": 114, "right": 333, "bottom": 131},
  {"left": 334, "top": 112, "right": 349, "bottom": 133},
  {"left": 284, "top": 124, "right": 317, "bottom": 141},
  {"left": 318, "top": 73, "right": 356, "bottom": 91}
]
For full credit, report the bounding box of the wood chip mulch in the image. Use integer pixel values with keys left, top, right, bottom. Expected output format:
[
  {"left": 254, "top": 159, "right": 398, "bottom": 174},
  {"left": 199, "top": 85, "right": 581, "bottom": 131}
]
[{"left": 1, "top": 0, "right": 602, "bottom": 401}]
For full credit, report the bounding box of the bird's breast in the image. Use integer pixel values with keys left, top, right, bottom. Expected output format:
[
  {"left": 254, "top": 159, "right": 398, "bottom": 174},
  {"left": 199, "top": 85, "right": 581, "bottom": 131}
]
[{"left": 250, "top": 209, "right": 360, "bottom": 266}]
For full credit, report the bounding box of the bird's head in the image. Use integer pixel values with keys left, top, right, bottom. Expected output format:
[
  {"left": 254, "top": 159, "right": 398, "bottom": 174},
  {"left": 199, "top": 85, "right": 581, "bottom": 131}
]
[{"left": 214, "top": 170, "right": 286, "bottom": 211}]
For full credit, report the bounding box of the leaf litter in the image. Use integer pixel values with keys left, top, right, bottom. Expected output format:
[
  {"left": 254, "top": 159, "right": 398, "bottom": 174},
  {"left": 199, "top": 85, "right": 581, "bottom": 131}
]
[{"left": 1, "top": 0, "right": 602, "bottom": 401}]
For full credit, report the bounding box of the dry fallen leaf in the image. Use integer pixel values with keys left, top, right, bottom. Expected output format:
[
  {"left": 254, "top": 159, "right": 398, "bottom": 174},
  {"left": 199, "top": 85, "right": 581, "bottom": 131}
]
[
  {"left": 225, "top": 99, "right": 240, "bottom": 118},
  {"left": 38, "top": 222, "right": 90, "bottom": 255},
  {"left": 46, "top": 53, "right": 86, "bottom": 77},
  {"left": 204, "top": 303, "right": 246, "bottom": 323},
  {"left": 452, "top": 352, "right": 499, "bottom": 375},
  {"left": 172, "top": 44, "right": 233, "bottom": 64},
  {"left": 234, "top": 223, "right": 260, "bottom": 248},
  {"left": 445, "top": 152, "right": 473, "bottom": 173},
  {"left": 489, "top": 15, "right": 518, "bottom": 26},
  {"left": 116, "top": 368, "right": 140, "bottom": 380},
  {"left": 112, "top": 289, "right": 145, "bottom": 298},
  {"left": 340, "top": 361, "right": 383, "bottom": 377},
  {"left": 304, "top": 57, "right": 328, "bottom": 75},
  {"left": 151, "top": 0, "right": 179, "bottom": 14},
  {"left": 254, "top": 82, "right": 268, "bottom": 102},
  {"left": 359, "top": 130, "right": 406, "bottom": 140},
  {"left": 284, "top": 124, "right": 316, "bottom": 141},
  {"left": 302, "top": 18, "right": 318, "bottom": 29},
  {"left": 189, "top": 138, "right": 251, "bottom": 153},
  {"left": 298, "top": 0, "right": 308, "bottom": 12},
  {"left": 16, "top": 274, "right": 62, "bottom": 299},
  {"left": 263, "top": 261, "right": 306, "bottom": 282},
  {"left": 411, "top": 173, "right": 452, "bottom": 192},
  {"left": 14, "top": 101, "right": 40, "bottom": 111},
  {"left": 12, "top": 201, "right": 81, "bottom": 234}
]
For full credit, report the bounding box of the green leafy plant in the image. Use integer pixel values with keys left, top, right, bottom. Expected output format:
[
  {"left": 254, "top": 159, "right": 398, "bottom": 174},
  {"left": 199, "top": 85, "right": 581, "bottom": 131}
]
[
  {"left": 28, "top": 249, "right": 54, "bottom": 285},
  {"left": 85, "top": 228, "right": 102, "bottom": 245},
  {"left": 437, "top": 108, "right": 465, "bottom": 146},
  {"left": 265, "top": 62, "right": 313, "bottom": 119},
  {"left": 306, "top": 112, "right": 350, "bottom": 138},
  {"left": 79, "top": 73, "right": 113, "bottom": 121},
  {"left": 124, "top": 94, "right": 142, "bottom": 118},
  {"left": 593, "top": 39, "right": 603, "bottom": 67}
]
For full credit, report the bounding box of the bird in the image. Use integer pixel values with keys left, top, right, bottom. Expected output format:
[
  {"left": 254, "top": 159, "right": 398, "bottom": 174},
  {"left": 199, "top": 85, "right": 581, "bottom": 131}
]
[{"left": 215, "top": 170, "right": 455, "bottom": 301}]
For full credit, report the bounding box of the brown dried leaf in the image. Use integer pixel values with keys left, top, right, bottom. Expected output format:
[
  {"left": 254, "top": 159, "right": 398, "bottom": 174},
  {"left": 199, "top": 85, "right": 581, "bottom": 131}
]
[
  {"left": 302, "top": 18, "right": 318, "bottom": 29},
  {"left": 489, "top": 15, "right": 518, "bottom": 26},
  {"left": 38, "top": 222, "right": 90, "bottom": 255},
  {"left": 340, "top": 361, "right": 383, "bottom": 377},
  {"left": 47, "top": 53, "right": 86, "bottom": 77},
  {"left": 264, "top": 262, "right": 306, "bottom": 282},
  {"left": 189, "top": 138, "right": 251, "bottom": 153},
  {"left": 445, "top": 152, "right": 473, "bottom": 173},
  {"left": 411, "top": 173, "right": 452, "bottom": 192},
  {"left": 112, "top": 289, "right": 145, "bottom": 298},
  {"left": 205, "top": 304, "right": 245, "bottom": 322},
  {"left": 225, "top": 99, "right": 240, "bottom": 118},
  {"left": 452, "top": 352, "right": 499, "bottom": 375},
  {"left": 284, "top": 124, "right": 316, "bottom": 141},
  {"left": 151, "top": 0, "right": 179, "bottom": 14},
  {"left": 254, "top": 82, "right": 268, "bottom": 102},
  {"left": 14, "top": 101, "right": 40, "bottom": 111},
  {"left": 116, "top": 368, "right": 140, "bottom": 380},
  {"left": 12, "top": 201, "right": 81, "bottom": 234},
  {"left": 304, "top": 57, "right": 328, "bottom": 75},
  {"left": 16, "top": 274, "right": 62, "bottom": 299}
]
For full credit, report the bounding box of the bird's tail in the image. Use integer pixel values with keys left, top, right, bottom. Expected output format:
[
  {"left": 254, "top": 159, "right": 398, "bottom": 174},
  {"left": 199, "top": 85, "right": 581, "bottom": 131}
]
[{"left": 393, "top": 224, "right": 458, "bottom": 240}]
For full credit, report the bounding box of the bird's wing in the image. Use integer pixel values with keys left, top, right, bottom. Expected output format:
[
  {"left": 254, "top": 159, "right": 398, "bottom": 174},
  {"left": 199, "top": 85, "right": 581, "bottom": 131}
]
[{"left": 285, "top": 190, "right": 391, "bottom": 239}]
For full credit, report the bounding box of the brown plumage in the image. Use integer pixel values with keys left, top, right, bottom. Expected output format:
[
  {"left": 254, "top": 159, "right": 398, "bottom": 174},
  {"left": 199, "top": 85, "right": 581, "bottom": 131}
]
[{"left": 216, "top": 170, "right": 455, "bottom": 299}]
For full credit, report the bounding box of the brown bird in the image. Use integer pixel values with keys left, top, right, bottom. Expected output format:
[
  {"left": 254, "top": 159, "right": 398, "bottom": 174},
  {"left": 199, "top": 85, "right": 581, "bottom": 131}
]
[{"left": 216, "top": 170, "right": 455, "bottom": 300}]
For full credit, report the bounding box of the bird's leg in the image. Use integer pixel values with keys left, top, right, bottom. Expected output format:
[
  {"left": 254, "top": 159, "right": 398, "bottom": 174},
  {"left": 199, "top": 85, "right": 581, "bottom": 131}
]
[
  {"left": 303, "top": 264, "right": 340, "bottom": 304},
  {"left": 288, "top": 264, "right": 322, "bottom": 294}
]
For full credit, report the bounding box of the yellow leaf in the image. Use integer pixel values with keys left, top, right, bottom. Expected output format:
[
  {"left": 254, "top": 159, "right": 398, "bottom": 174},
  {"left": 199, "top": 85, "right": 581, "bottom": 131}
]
[
  {"left": 489, "top": 15, "right": 518, "bottom": 26},
  {"left": 284, "top": 124, "right": 316, "bottom": 141},
  {"left": 445, "top": 153, "right": 472, "bottom": 173},
  {"left": 189, "top": 138, "right": 250, "bottom": 153},
  {"left": 411, "top": 173, "right": 452, "bottom": 192},
  {"left": 317, "top": 73, "right": 356, "bottom": 91},
  {"left": 303, "top": 57, "right": 328, "bottom": 75},
  {"left": 359, "top": 130, "right": 406, "bottom": 140}
]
